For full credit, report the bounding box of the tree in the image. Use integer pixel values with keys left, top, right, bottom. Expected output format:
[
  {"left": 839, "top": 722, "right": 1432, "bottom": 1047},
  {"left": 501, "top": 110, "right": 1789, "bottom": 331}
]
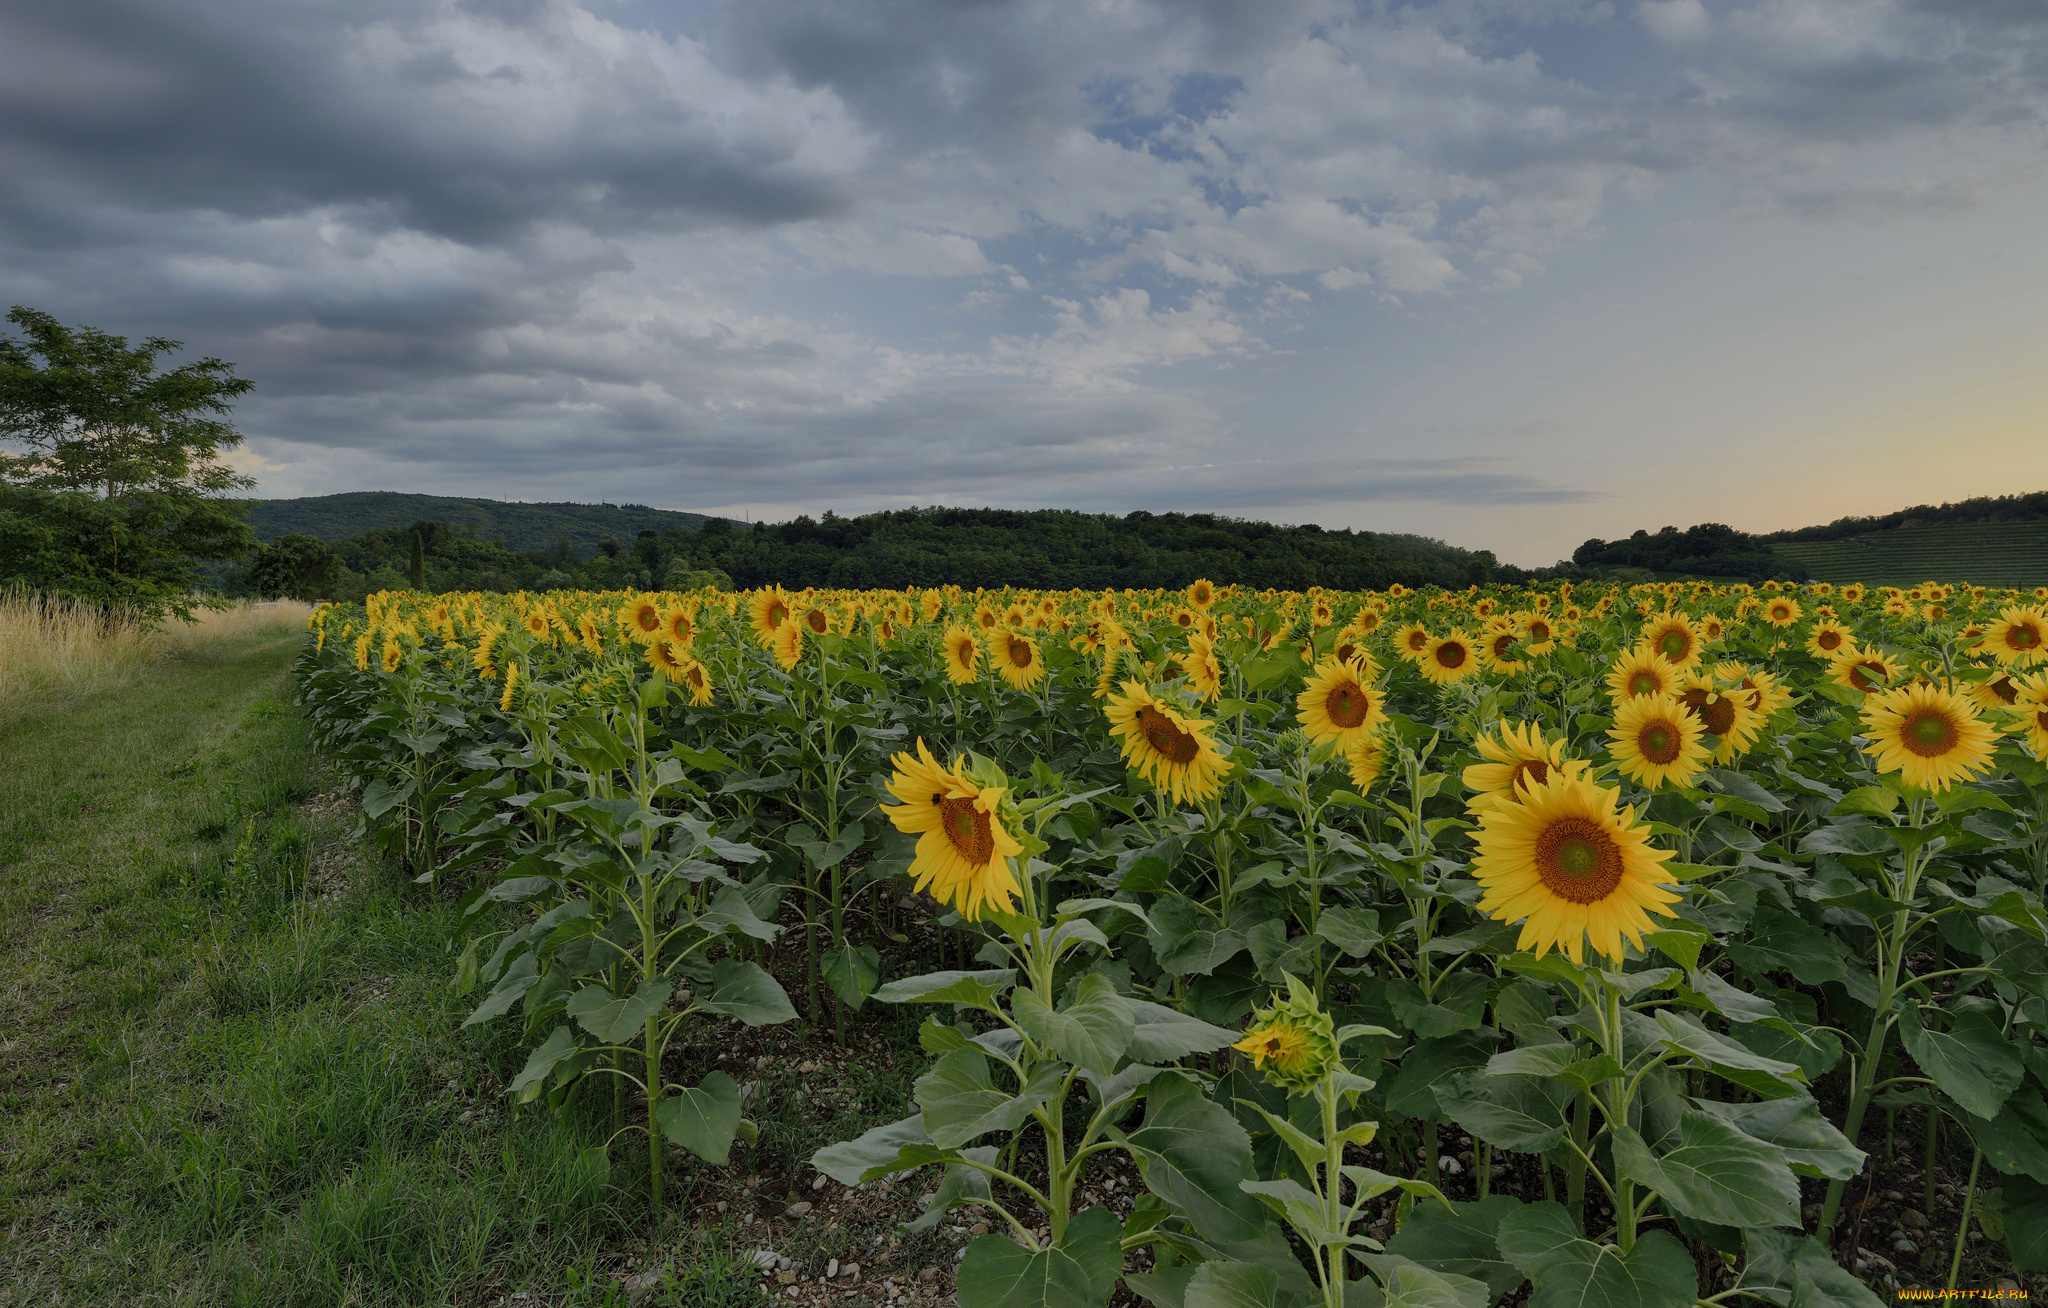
[
  {"left": 251, "top": 533, "right": 338, "bottom": 602},
  {"left": 409, "top": 529, "right": 426, "bottom": 590},
  {"left": 0, "top": 307, "right": 258, "bottom": 619}
]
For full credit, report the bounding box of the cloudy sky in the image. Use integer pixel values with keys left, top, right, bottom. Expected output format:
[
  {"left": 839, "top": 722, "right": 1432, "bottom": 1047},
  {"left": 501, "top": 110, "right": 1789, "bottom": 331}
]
[{"left": 4, "top": 0, "right": 2045, "bottom": 564}]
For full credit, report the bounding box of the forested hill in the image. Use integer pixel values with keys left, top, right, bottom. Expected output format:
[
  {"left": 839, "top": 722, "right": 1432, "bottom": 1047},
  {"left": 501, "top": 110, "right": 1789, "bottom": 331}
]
[
  {"left": 1763, "top": 491, "right": 2048, "bottom": 543},
  {"left": 686, "top": 507, "right": 1502, "bottom": 590},
  {"left": 247, "top": 492, "right": 706, "bottom": 553},
  {"left": 229, "top": 503, "right": 1510, "bottom": 600}
]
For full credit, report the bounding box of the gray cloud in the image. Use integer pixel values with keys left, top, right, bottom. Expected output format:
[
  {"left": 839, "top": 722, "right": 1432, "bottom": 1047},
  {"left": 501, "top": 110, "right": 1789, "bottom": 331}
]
[{"left": 2, "top": 0, "right": 2042, "bottom": 552}]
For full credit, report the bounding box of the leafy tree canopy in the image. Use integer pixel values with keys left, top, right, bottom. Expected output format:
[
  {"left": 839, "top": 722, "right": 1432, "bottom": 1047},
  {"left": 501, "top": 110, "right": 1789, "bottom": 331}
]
[{"left": 0, "top": 307, "right": 257, "bottom": 619}]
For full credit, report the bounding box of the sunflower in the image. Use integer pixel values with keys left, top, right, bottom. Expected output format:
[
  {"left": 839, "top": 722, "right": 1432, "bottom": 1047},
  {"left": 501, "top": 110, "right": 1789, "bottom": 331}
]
[
  {"left": 1698, "top": 614, "right": 1725, "bottom": 642},
  {"left": 659, "top": 604, "right": 696, "bottom": 648},
  {"left": 645, "top": 639, "right": 693, "bottom": 683},
  {"left": 1714, "top": 661, "right": 1787, "bottom": 716},
  {"left": 2015, "top": 676, "right": 2048, "bottom": 758},
  {"left": 1296, "top": 659, "right": 1387, "bottom": 750},
  {"left": 1343, "top": 732, "right": 1388, "bottom": 792},
  {"left": 1520, "top": 613, "right": 1558, "bottom": 655},
  {"left": 576, "top": 612, "right": 604, "bottom": 655},
  {"left": 680, "top": 655, "right": 716, "bottom": 706},
  {"left": 1177, "top": 635, "right": 1223, "bottom": 701},
  {"left": 1763, "top": 597, "right": 1802, "bottom": 628},
  {"left": 1395, "top": 622, "right": 1432, "bottom": 661},
  {"left": 620, "top": 595, "right": 665, "bottom": 644},
  {"left": 771, "top": 620, "right": 805, "bottom": 671},
  {"left": 1463, "top": 721, "right": 1586, "bottom": 815},
  {"left": 1840, "top": 584, "right": 1867, "bottom": 603},
  {"left": 1861, "top": 682, "right": 1997, "bottom": 793},
  {"left": 1186, "top": 579, "right": 1216, "bottom": 610},
  {"left": 499, "top": 659, "right": 520, "bottom": 713},
  {"left": 746, "top": 587, "right": 793, "bottom": 646},
  {"left": 1676, "top": 672, "right": 1764, "bottom": 763},
  {"left": 1971, "top": 668, "right": 2025, "bottom": 714},
  {"left": 524, "top": 610, "right": 554, "bottom": 642},
  {"left": 881, "top": 740, "right": 1022, "bottom": 922},
  {"left": 1805, "top": 619, "right": 1853, "bottom": 659},
  {"left": 1606, "top": 646, "right": 1680, "bottom": 703},
  {"left": 1641, "top": 613, "right": 1703, "bottom": 668},
  {"left": 381, "top": 639, "right": 404, "bottom": 673},
  {"left": 1418, "top": 630, "right": 1480, "bottom": 685},
  {"left": 1829, "top": 646, "right": 1902, "bottom": 695},
  {"left": 1232, "top": 976, "right": 1336, "bottom": 1094},
  {"left": 353, "top": 632, "right": 373, "bottom": 671},
  {"left": 1104, "top": 681, "right": 1233, "bottom": 805},
  {"left": 991, "top": 630, "right": 1047, "bottom": 691},
  {"left": 1469, "top": 772, "right": 1681, "bottom": 965},
  {"left": 1480, "top": 624, "right": 1527, "bottom": 676},
  {"left": 942, "top": 624, "right": 982, "bottom": 685},
  {"left": 1983, "top": 606, "right": 2048, "bottom": 667},
  {"left": 1608, "top": 694, "right": 1709, "bottom": 789}
]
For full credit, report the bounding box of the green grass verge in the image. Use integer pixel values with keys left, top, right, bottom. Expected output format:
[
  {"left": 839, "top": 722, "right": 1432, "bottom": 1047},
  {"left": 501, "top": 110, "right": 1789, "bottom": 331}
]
[{"left": 0, "top": 630, "right": 667, "bottom": 1307}]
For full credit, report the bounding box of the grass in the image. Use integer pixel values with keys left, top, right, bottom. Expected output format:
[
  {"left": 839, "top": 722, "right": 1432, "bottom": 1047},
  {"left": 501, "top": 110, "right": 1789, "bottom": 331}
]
[
  {"left": 1772, "top": 521, "right": 2048, "bottom": 589},
  {"left": 0, "top": 621, "right": 960, "bottom": 1308},
  {"left": 0, "top": 588, "right": 313, "bottom": 730},
  {"left": 0, "top": 624, "right": 636, "bottom": 1307}
]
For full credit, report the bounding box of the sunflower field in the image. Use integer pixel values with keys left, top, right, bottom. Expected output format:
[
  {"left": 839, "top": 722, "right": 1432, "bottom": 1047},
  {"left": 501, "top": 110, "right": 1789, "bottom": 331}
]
[{"left": 293, "top": 577, "right": 2048, "bottom": 1308}]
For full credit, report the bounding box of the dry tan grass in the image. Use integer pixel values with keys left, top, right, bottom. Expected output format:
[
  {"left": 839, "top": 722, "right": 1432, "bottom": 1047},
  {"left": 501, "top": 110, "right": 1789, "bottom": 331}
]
[{"left": 0, "top": 588, "right": 312, "bottom": 728}]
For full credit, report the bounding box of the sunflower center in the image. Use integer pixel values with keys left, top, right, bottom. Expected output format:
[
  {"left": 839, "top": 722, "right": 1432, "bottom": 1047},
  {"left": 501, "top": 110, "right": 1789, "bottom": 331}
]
[
  {"left": 1008, "top": 638, "right": 1033, "bottom": 668},
  {"left": 1902, "top": 709, "right": 1960, "bottom": 757},
  {"left": 1135, "top": 706, "right": 1202, "bottom": 764},
  {"left": 1817, "top": 630, "right": 1842, "bottom": 649},
  {"left": 1991, "top": 676, "right": 2018, "bottom": 705},
  {"left": 1407, "top": 631, "right": 1429, "bottom": 651},
  {"left": 1436, "top": 642, "right": 1468, "bottom": 669},
  {"left": 2013, "top": 625, "right": 2043, "bottom": 650},
  {"left": 1335, "top": 641, "right": 1357, "bottom": 665},
  {"left": 1507, "top": 759, "right": 1550, "bottom": 795},
  {"left": 1535, "top": 819, "right": 1625, "bottom": 904},
  {"left": 805, "top": 609, "right": 829, "bottom": 633},
  {"left": 1658, "top": 630, "right": 1689, "bottom": 659},
  {"left": 1628, "top": 670, "right": 1662, "bottom": 697},
  {"left": 637, "top": 609, "right": 660, "bottom": 632},
  {"left": 1681, "top": 688, "right": 1736, "bottom": 736},
  {"left": 1492, "top": 634, "right": 1519, "bottom": 658},
  {"left": 1639, "top": 723, "right": 1680, "bottom": 764},
  {"left": 766, "top": 601, "right": 788, "bottom": 627},
  {"left": 1850, "top": 663, "right": 1882, "bottom": 692},
  {"left": 1325, "top": 684, "right": 1370, "bottom": 729},
  {"left": 940, "top": 796, "right": 997, "bottom": 865}
]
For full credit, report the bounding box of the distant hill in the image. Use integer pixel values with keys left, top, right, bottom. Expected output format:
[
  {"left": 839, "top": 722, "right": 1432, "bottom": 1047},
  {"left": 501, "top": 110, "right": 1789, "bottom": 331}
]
[
  {"left": 1771, "top": 521, "right": 2048, "bottom": 589},
  {"left": 247, "top": 492, "right": 708, "bottom": 554},
  {"left": 1570, "top": 491, "right": 2048, "bottom": 588},
  {"left": 1764, "top": 491, "right": 2048, "bottom": 544}
]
